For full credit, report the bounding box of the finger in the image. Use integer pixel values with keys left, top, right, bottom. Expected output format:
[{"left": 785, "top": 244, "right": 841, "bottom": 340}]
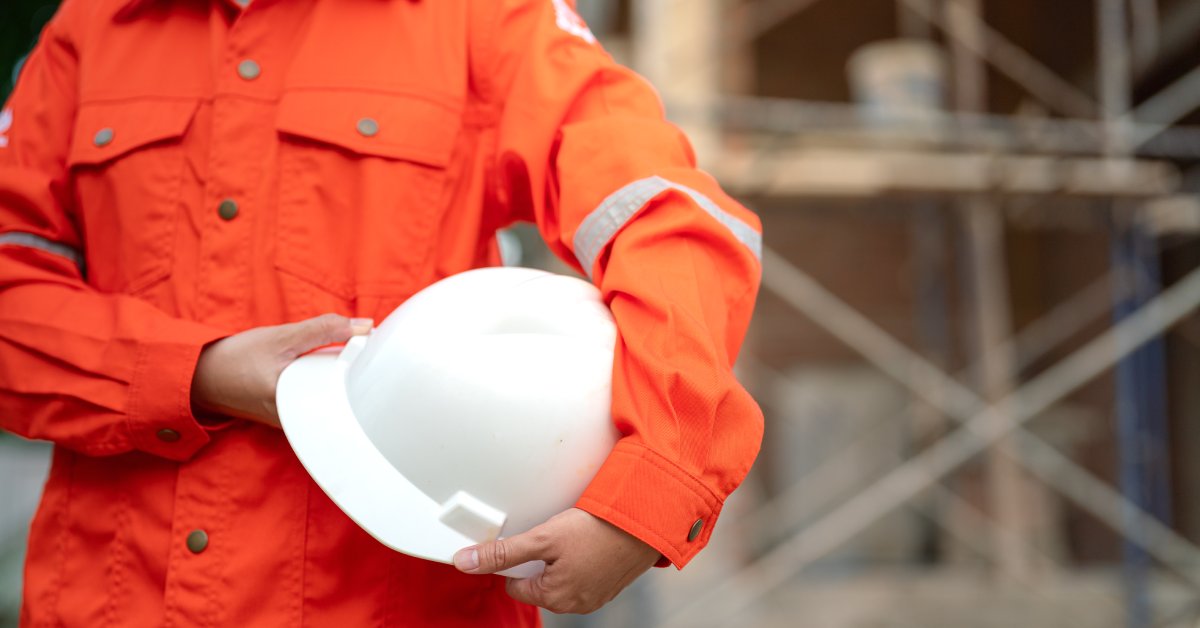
[
  {"left": 349, "top": 318, "right": 374, "bottom": 335},
  {"left": 453, "top": 530, "right": 548, "bottom": 575},
  {"left": 278, "top": 313, "right": 353, "bottom": 357},
  {"left": 505, "top": 573, "right": 550, "bottom": 609}
]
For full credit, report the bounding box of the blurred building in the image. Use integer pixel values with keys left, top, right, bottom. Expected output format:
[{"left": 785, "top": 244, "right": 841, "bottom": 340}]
[{"left": 558, "top": 1, "right": 1200, "bottom": 627}]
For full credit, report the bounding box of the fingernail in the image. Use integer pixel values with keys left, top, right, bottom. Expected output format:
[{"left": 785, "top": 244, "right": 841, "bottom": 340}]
[
  {"left": 453, "top": 548, "right": 479, "bottom": 572},
  {"left": 350, "top": 318, "right": 374, "bottom": 335}
]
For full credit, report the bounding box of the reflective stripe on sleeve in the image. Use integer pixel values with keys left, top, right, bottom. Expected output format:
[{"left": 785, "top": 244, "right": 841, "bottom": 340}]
[
  {"left": 572, "top": 176, "right": 762, "bottom": 278},
  {"left": 0, "top": 231, "right": 84, "bottom": 269}
]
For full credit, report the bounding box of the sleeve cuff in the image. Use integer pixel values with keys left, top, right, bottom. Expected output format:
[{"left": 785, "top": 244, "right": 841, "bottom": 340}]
[
  {"left": 575, "top": 439, "right": 723, "bottom": 569},
  {"left": 126, "top": 317, "right": 228, "bottom": 462}
]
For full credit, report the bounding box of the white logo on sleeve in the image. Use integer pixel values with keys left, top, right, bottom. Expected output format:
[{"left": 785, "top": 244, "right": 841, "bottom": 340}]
[
  {"left": 552, "top": 0, "right": 596, "bottom": 44},
  {"left": 0, "top": 108, "right": 11, "bottom": 148}
]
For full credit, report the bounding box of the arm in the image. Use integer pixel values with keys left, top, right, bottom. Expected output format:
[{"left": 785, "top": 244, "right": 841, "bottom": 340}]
[
  {"left": 0, "top": 3, "right": 368, "bottom": 451},
  {"left": 0, "top": 0, "right": 228, "bottom": 460},
  {"left": 455, "top": 0, "right": 763, "bottom": 610}
]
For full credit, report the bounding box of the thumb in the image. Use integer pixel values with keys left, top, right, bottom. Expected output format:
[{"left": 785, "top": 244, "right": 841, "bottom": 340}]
[
  {"left": 278, "top": 313, "right": 356, "bottom": 358},
  {"left": 454, "top": 532, "right": 547, "bottom": 575}
]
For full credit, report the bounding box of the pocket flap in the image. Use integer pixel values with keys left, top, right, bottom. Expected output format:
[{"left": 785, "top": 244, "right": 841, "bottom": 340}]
[
  {"left": 276, "top": 90, "right": 460, "bottom": 167},
  {"left": 69, "top": 99, "right": 199, "bottom": 166}
]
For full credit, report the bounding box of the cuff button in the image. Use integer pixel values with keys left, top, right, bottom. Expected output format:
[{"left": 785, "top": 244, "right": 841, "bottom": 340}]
[
  {"left": 156, "top": 428, "right": 181, "bottom": 443},
  {"left": 688, "top": 518, "right": 704, "bottom": 542}
]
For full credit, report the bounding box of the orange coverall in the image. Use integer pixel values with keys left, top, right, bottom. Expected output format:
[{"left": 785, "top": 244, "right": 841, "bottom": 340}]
[{"left": 0, "top": 0, "right": 764, "bottom": 625}]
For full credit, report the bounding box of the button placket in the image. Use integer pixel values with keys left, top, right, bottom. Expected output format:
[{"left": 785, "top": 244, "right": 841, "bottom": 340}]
[{"left": 199, "top": 19, "right": 267, "bottom": 320}]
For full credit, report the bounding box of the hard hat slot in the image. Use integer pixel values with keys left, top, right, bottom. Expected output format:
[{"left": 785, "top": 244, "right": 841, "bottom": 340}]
[
  {"left": 437, "top": 491, "right": 508, "bottom": 544},
  {"left": 337, "top": 334, "right": 370, "bottom": 365}
]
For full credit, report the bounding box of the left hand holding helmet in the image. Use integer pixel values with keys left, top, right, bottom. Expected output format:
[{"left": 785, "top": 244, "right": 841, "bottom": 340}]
[{"left": 453, "top": 508, "right": 661, "bottom": 614}]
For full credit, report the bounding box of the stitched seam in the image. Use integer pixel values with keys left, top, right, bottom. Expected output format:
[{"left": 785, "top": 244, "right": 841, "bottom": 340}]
[
  {"left": 42, "top": 450, "right": 74, "bottom": 627},
  {"left": 125, "top": 332, "right": 153, "bottom": 454},
  {"left": 209, "top": 448, "right": 235, "bottom": 628},
  {"left": 176, "top": 338, "right": 193, "bottom": 447},
  {"left": 475, "top": 0, "right": 502, "bottom": 106},
  {"left": 78, "top": 94, "right": 204, "bottom": 106},
  {"left": 102, "top": 493, "right": 131, "bottom": 628},
  {"left": 581, "top": 444, "right": 724, "bottom": 562},
  {"left": 280, "top": 85, "right": 462, "bottom": 112},
  {"left": 614, "top": 442, "right": 722, "bottom": 506},
  {"left": 576, "top": 497, "right": 681, "bottom": 558}
]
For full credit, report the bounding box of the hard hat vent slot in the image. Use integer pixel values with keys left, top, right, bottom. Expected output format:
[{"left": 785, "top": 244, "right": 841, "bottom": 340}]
[{"left": 437, "top": 491, "right": 508, "bottom": 543}]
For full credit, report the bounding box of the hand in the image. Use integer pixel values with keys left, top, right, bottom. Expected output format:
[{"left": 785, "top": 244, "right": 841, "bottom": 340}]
[
  {"left": 453, "top": 508, "right": 661, "bottom": 614},
  {"left": 190, "top": 313, "right": 372, "bottom": 428}
]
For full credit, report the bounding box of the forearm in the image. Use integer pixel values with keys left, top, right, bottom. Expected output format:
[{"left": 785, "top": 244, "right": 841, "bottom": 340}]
[{"left": 0, "top": 243, "right": 227, "bottom": 459}]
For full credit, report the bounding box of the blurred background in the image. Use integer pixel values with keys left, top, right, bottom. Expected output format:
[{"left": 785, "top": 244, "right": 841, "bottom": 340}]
[{"left": 5, "top": 0, "right": 1200, "bottom": 626}]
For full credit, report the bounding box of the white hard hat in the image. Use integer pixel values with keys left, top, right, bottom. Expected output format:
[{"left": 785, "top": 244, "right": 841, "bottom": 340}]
[{"left": 276, "top": 267, "right": 618, "bottom": 578}]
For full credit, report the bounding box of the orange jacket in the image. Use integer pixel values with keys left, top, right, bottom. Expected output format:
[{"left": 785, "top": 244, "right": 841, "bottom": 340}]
[{"left": 0, "top": 0, "right": 763, "bottom": 625}]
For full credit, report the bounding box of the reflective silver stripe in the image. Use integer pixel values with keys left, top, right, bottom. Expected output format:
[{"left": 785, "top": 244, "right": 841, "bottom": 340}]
[
  {"left": 573, "top": 176, "right": 762, "bottom": 278},
  {"left": 0, "top": 231, "right": 84, "bottom": 268}
]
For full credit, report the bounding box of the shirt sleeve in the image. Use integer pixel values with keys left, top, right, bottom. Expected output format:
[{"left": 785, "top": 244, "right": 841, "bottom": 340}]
[
  {"left": 481, "top": 0, "right": 764, "bottom": 568},
  {"left": 0, "top": 0, "right": 228, "bottom": 462}
]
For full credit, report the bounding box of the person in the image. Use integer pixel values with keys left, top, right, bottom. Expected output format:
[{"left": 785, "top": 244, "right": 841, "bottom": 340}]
[{"left": 0, "top": 0, "right": 764, "bottom": 624}]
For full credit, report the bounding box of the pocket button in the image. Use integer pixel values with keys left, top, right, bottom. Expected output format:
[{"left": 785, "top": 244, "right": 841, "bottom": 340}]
[
  {"left": 93, "top": 127, "right": 114, "bottom": 147},
  {"left": 356, "top": 117, "right": 379, "bottom": 138}
]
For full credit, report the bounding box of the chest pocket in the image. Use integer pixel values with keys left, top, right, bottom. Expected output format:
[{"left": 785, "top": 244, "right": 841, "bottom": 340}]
[
  {"left": 274, "top": 89, "right": 461, "bottom": 307},
  {"left": 67, "top": 99, "right": 197, "bottom": 295}
]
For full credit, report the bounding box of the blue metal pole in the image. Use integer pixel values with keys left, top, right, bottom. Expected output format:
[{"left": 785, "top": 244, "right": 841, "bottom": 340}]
[{"left": 1111, "top": 216, "right": 1172, "bottom": 628}]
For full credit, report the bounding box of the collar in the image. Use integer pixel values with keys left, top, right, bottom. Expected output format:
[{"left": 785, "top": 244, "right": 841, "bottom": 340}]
[
  {"left": 115, "top": 0, "right": 401, "bottom": 22},
  {"left": 114, "top": 0, "right": 157, "bottom": 20}
]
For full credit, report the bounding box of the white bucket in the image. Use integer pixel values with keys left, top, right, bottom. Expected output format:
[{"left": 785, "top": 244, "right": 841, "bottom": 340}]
[{"left": 847, "top": 39, "right": 948, "bottom": 129}]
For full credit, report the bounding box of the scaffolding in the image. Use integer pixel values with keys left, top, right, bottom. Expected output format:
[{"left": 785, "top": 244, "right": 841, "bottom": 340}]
[{"left": 565, "top": 0, "right": 1200, "bottom": 626}]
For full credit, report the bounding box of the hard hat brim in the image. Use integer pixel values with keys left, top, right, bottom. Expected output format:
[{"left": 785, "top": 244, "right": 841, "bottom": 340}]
[{"left": 277, "top": 347, "right": 506, "bottom": 571}]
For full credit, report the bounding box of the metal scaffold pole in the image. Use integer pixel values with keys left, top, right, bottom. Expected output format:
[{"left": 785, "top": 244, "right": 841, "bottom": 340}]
[
  {"left": 635, "top": 1, "right": 1200, "bottom": 625},
  {"left": 1097, "top": 1, "right": 1172, "bottom": 626},
  {"left": 660, "top": 248, "right": 1200, "bottom": 627},
  {"left": 948, "top": 0, "right": 1052, "bottom": 582}
]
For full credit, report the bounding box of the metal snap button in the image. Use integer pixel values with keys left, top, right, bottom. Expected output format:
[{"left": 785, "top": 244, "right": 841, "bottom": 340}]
[
  {"left": 218, "top": 199, "right": 239, "bottom": 221},
  {"left": 356, "top": 117, "right": 379, "bottom": 138},
  {"left": 93, "top": 128, "right": 114, "bottom": 147},
  {"left": 186, "top": 529, "right": 209, "bottom": 554},
  {"left": 237, "top": 59, "right": 261, "bottom": 81}
]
